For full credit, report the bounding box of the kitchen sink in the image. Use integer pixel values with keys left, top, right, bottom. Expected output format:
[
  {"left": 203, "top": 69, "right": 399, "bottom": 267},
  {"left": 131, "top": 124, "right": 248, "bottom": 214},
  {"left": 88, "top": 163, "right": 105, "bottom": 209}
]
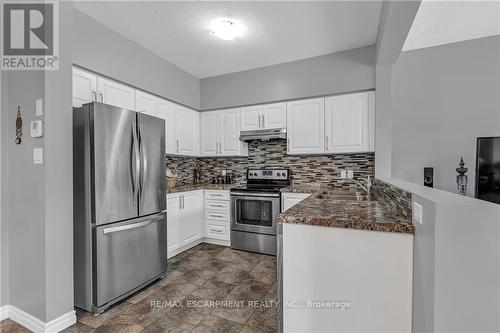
[{"left": 316, "top": 191, "right": 368, "bottom": 201}]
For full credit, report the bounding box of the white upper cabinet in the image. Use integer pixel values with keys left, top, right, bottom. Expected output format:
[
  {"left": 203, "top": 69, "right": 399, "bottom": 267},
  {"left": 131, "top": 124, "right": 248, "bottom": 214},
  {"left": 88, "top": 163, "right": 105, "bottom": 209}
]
[
  {"left": 325, "top": 91, "right": 375, "bottom": 153},
  {"left": 286, "top": 98, "right": 325, "bottom": 155},
  {"left": 241, "top": 105, "right": 262, "bottom": 131},
  {"left": 201, "top": 111, "right": 219, "bottom": 156},
  {"left": 96, "top": 77, "right": 135, "bottom": 110},
  {"left": 73, "top": 67, "right": 97, "bottom": 107},
  {"left": 201, "top": 108, "right": 247, "bottom": 157},
  {"left": 156, "top": 99, "right": 176, "bottom": 154},
  {"left": 241, "top": 103, "right": 286, "bottom": 130},
  {"left": 220, "top": 108, "right": 242, "bottom": 156},
  {"left": 174, "top": 105, "right": 199, "bottom": 156},
  {"left": 262, "top": 102, "right": 286, "bottom": 129},
  {"left": 134, "top": 90, "right": 157, "bottom": 116}
]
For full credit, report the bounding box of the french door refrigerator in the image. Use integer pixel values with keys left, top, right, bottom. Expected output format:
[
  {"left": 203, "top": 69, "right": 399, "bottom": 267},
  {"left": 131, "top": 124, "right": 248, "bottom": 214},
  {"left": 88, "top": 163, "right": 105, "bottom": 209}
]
[{"left": 73, "top": 102, "right": 167, "bottom": 314}]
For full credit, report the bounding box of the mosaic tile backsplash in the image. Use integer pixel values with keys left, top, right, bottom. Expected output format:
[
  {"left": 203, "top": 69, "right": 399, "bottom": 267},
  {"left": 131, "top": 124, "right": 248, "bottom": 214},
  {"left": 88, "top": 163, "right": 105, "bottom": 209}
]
[
  {"left": 167, "top": 139, "right": 374, "bottom": 190},
  {"left": 372, "top": 178, "right": 413, "bottom": 220}
]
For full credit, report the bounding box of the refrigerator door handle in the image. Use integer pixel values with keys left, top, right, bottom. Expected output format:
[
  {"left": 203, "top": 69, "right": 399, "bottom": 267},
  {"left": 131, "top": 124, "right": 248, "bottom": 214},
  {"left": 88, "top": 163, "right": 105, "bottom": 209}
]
[
  {"left": 102, "top": 214, "right": 165, "bottom": 235},
  {"left": 139, "top": 123, "right": 148, "bottom": 207},
  {"left": 131, "top": 123, "right": 140, "bottom": 206}
]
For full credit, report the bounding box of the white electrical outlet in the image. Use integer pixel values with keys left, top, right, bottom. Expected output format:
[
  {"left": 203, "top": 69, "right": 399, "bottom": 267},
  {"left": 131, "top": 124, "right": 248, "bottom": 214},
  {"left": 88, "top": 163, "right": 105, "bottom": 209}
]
[
  {"left": 347, "top": 170, "right": 354, "bottom": 179},
  {"left": 340, "top": 170, "right": 347, "bottom": 179},
  {"left": 33, "top": 148, "right": 43, "bottom": 164},
  {"left": 36, "top": 98, "right": 43, "bottom": 116},
  {"left": 413, "top": 202, "right": 423, "bottom": 224}
]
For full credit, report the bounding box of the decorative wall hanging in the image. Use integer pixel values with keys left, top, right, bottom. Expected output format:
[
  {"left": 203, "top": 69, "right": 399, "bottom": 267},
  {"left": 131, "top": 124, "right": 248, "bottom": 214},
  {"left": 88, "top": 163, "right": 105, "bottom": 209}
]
[
  {"left": 456, "top": 157, "right": 468, "bottom": 196},
  {"left": 15, "top": 106, "right": 22, "bottom": 145}
]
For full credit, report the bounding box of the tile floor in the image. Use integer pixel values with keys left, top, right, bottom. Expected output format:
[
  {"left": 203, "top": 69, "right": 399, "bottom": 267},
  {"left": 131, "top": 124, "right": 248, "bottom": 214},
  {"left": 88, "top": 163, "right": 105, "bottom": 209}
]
[{"left": 0, "top": 244, "right": 278, "bottom": 333}]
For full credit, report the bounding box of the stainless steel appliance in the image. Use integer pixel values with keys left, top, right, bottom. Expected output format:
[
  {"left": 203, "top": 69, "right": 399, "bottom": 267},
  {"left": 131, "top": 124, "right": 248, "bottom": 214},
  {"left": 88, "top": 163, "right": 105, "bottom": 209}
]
[
  {"left": 230, "top": 168, "right": 290, "bottom": 255},
  {"left": 239, "top": 128, "right": 286, "bottom": 142},
  {"left": 73, "top": 102, "right": 167, "bottom": 314}
]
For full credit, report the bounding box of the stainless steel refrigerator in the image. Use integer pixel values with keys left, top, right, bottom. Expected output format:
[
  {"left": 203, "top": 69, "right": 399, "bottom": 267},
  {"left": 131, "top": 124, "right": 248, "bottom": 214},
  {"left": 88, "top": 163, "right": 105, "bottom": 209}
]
[{"left": 73, "top": 102, "right": 167, "bottom": 314}]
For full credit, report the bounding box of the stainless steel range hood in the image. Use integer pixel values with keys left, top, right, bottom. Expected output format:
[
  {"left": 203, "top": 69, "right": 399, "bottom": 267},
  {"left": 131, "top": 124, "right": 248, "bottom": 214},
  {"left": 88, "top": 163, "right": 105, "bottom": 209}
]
[{"left": 239, "top": 128, "right": 287, "bottom": 142}]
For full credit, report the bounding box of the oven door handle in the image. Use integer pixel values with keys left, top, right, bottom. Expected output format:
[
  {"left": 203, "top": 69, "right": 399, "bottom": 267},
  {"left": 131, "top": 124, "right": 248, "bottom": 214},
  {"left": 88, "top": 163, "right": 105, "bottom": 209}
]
[{"left": 231, "top": 192, "right": 280, "bottom": 198}]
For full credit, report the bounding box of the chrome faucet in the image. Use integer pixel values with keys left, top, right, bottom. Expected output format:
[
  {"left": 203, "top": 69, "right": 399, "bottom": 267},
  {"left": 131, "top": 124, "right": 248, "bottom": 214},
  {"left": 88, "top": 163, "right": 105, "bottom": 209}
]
[{"left": 351, "top": 175, "right": 372, "bottom": 196}]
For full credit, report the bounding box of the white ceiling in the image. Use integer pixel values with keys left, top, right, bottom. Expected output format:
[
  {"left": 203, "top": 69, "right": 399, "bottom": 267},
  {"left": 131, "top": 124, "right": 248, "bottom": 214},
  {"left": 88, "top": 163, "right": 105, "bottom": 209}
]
[
  {"left": 403, "top": 0, "right": 500, "bottom": 51},
  {"left": 74, "top": 1, "right": 383, "bottom": 78}
]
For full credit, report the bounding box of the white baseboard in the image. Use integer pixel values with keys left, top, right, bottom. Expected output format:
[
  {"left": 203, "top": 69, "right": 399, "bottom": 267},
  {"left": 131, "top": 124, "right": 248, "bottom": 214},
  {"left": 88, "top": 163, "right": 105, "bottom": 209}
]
[
  {"left": 0, "top": 305, "right": 9, "bottom": 321},
  {"left": 3, "top": 305, "right": 76, "bottom": 333}
]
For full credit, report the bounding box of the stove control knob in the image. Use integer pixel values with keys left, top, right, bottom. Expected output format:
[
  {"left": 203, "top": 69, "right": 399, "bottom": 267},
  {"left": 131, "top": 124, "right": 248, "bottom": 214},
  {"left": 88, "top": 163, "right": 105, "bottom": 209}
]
[{"left": 277, "top": 173, "right": 282, "bottom": 177}]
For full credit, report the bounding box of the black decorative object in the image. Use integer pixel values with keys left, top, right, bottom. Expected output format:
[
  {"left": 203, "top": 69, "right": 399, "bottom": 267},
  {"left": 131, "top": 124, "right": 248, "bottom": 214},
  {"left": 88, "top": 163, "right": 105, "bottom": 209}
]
[
  {"left": 15, "top": 106, "right": 22, "bottom": 145},
  {"left": 424, "top": 167, "right": 434, "bottom": 188},
  {"left": 456, "top": 157, "right": 468, "bottom": 196}
]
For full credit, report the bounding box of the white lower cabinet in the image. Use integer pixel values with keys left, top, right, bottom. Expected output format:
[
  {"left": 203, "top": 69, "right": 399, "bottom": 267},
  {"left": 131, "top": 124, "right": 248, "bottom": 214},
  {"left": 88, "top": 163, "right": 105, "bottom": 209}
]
[
  {"left": 281, "top": 192, "right": 311, "bottom": 211},
  {"left": 204, "top": 190, "right": 230, "bottom": 243},
  {"left": 166, "top": 190, "right": 203, "bottom": 258}
]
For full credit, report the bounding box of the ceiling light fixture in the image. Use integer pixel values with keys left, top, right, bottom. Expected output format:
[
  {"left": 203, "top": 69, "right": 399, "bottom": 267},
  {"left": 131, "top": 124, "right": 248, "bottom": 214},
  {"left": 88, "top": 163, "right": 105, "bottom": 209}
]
[{"left": 211, "top": 20, "right": 242, "bottom": 40}]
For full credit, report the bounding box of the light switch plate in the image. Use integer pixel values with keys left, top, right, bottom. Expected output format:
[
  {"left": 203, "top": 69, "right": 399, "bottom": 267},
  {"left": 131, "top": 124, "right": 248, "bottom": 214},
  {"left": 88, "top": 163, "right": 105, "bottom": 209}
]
[
  {"left": 413, "top": 202, "right": 423, "bottom": 224},
  {"left": 33, "top": 148, "right": 43, "bottom": 164},
  {"left": 347, "top": 170, "right": 354, "bottom": 179},
  {"left": 36, "top": 99, "right": 43, "bottom": 116},
  {"left": 340, "top": 170, "right": 347, "bottom": 179}
]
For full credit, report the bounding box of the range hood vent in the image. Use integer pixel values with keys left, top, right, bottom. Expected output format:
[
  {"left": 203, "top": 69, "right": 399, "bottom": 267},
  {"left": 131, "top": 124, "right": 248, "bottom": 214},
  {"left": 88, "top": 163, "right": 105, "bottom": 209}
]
[{"left": 239, "top": 128, "right": 287, "bottom": 142}]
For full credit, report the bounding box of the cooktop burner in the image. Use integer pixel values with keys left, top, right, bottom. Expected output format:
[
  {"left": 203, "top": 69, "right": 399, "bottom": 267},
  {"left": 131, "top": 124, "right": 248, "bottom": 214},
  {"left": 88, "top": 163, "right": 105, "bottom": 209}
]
[{"left": 230, "top": 168, "right": 291, "bottom": 193}]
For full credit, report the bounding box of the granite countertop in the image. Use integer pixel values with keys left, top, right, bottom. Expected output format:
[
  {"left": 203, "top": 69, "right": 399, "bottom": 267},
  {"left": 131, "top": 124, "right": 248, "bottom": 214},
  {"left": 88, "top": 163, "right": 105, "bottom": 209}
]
[
  {"left": 279, "top": 189, "right": 415, "bottom": 234},
  {"left": 166, "top": 183, "right": 239, "bottom": 194}
]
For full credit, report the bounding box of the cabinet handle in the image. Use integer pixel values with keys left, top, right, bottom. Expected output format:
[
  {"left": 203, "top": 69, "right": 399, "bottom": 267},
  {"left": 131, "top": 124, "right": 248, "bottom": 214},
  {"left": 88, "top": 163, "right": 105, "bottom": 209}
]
[
  {"left": 210, "top": 229, "right": 223, "bottom": 233},
  {"left": 210, "top": 204, "right": 224, "bottom": 207},
  {"left": 178, "top": 196, "right": 182, "bottom": 210},
  {"left": 92, "top": 89, "right": 97, "bottom": 102},
  {"left": 176, "top": 140, "right": 179, "bottom": 153},
  {"left": 262, "top": 114, "right": 265, "bottom": 127},
  {"left": 210, "top": 214, "right": 224, "bottom": 218},
  {"left": 182, "top": 195, "right": 185, "bottom": 209},
  {"left": 325, "top": 136, "right": 329, "bottom": 151},
  {"left": 216, "top": 142, "right": 219, "bottom": 154},
  {"left": 99, "top": 92, "right": 103, "bottom": 102},
  {"left": 258, "top": 115, "right": 261, "bottom": 128}
]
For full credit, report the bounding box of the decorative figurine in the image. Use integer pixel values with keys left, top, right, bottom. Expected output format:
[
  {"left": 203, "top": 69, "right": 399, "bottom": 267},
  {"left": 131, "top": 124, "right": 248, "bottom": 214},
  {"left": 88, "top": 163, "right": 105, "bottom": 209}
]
[
  {"left": 456, "top": 157, "right": 468, "bottom": 196},
  {"left": 15, "top": 106, "right": 22, "bottom": 145}
]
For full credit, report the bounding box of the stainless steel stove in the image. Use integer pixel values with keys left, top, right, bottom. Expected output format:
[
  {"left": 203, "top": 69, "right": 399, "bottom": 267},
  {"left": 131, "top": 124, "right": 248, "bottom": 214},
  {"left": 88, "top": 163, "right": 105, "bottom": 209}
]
[{"left": 230, "top": 168, "right": 290, "bottom": 255}]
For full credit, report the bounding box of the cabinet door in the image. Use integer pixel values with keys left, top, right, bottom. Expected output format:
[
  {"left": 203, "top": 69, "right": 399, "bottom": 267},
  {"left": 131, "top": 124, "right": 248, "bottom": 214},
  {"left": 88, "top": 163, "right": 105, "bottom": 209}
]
[
  {"left": 174, "top": 106, "right": 199, "bottom": 156},
  {"left": 179, "top": 191, "right": 203, "bottom": 245},
  {"left": 325, "top": 92, "right": 374, "bottom": 153},
  {"left": 135, "top": 90, "right": 157, "bottom": 116},
  {"left": 241, "top": 105, "right": 262, "bottom": 131},
  {"left": 97, "top": 77, "right": 135, "bottom": 110},
  {"left": 200, "top": 111, "right": 220, "bottom": 156},
  {"left": 286, "top": 98, "right": 325, "bottom": 155},
  {"left": 220, "top": 108, "right": 241, "bottom": 156},
  {"left": 157, "top": 99, "right": 176, "bottom": 154},
  {"left": 166, "top": 194, "right": 180, "bottom": 256},
  {"left": 72, "top": 67, "right": 97, "bottom": 107},
  {"left": 263, "top": 102, "right": 286, "bottom": 129}
]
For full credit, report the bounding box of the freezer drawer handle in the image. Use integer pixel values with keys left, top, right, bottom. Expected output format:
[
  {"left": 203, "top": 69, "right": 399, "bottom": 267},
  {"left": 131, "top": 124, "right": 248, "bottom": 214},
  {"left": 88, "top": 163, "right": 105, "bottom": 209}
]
[{"left": 102, "top": 217, "right": 163, "bottom": 235}]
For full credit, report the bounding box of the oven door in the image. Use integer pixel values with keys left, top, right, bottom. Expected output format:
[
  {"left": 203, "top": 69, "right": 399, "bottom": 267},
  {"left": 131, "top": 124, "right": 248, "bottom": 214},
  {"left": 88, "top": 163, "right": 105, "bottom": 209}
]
[{"left": 230, "top": 192, "right": 280, "bottom": 235}]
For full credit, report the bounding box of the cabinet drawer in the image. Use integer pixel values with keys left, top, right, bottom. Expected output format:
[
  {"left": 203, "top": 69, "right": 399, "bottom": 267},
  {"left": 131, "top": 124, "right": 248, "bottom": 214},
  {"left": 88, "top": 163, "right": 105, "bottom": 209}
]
[
  {"left": 205, "top": 221, "right": 229, "bottom": 241},
  {"left": 205, "top": 209, "right": 230, "bottom": 222},
  {"left": 205, "top": 200, "right": 230, "bottom": 211},
  {"left": 205, "top": 190, "right": 230, "bottom": 201}
]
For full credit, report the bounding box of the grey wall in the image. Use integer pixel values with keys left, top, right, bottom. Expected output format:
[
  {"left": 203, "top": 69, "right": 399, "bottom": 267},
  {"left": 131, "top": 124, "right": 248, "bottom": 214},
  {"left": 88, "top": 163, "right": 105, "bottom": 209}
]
[
  {"left": 2, "top": 71, "right": 47, "bottom": 320},
  {"left": 72, "top": 9, "right": 200, "bottom": 110},
  {"left": 390, "top": 35, "right": 500, "bottom": 194},
  {"left": 200, "top": 45, "right": 375, "bottom": 110},
  {"left": 0, "top": 2, "right": 75, "bottom": 323},
  {"left": 44, "top": 2, "right": 74, "bottom": 321}
]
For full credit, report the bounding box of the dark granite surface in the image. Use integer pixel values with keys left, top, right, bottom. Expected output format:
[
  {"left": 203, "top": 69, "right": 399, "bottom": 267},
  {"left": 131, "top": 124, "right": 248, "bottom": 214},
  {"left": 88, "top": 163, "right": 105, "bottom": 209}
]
[
  {"left": 279, "top": 189, "right": 414, "bottom": 235},
  {"left": 166, "top": 183, "right": 239, "bottom": 194}
]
